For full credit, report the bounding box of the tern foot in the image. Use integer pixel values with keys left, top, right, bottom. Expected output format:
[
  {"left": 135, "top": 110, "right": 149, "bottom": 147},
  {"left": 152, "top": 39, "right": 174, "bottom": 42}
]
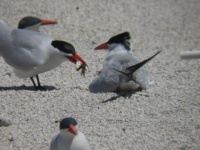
[{"left": 76, "top": 61, "right": 88, "bottom": 77}]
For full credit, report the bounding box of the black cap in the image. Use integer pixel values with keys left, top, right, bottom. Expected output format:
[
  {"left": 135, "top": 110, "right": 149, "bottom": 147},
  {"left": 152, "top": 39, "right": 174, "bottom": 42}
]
[
  {"left": 18, "top": 16, "right": 41, "bottom": 29},
  {"left": 107, "top": 32, "right": 130, "bottom": 44},
  {"left": 107, "top": 32, "right": 131, "bottom": 50},
  {"left": 51, "top": 40, "right": 76, "bottom": 55},
  {"left": 59, "top": 117, "right": 77, "bottom": 130}
]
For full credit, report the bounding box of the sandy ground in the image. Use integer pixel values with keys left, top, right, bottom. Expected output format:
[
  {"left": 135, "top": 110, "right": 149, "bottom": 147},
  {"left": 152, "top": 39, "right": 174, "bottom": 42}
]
[{"left": 0, "top": 0, "right": 200, "bottom": 150}]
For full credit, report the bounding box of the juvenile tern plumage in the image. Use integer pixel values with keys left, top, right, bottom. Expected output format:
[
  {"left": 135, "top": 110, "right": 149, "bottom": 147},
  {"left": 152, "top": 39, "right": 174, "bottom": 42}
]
[
  {"left": 89, "top": 32, "right": 160, "bottom": 93},
  {"left": 50, "top": 117, "right": 91, "bottom": 150}
]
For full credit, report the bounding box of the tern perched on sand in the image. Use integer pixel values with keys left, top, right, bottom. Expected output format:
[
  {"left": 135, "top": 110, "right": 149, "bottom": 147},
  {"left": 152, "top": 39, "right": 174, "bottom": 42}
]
[
  {"left": 89, "top": 32, "right": 160, "bottom": 93},
  {"left": 50, "top": 117, "right": 91, "bottom": 150},
  {"left": 0, "top": 19, "right": 87, "bottom": 90}
]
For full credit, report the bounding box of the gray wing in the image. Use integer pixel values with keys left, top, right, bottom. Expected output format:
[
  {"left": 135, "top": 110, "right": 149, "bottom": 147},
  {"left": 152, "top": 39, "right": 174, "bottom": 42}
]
[
  {"left": 116, "top": 55, "right": 150, "bottom": 90},
  {"left": 89, "top": 69, "right": 121, "bottom": 93},
  {"left": 89, "top": 53, "right": 141, "bottom": 93},
  {"left": 4, "top": 29, "right": 53, "bottom": 70},
  {"left": 0, "top": 20, "right": 13, "bottom": 56},
  {"left": 122, "top": 51, "right": 161, "bottom": 90},
  {"left": 50, "top": 134, "right": 59, "bottom": 150},
  {"left": 113, "top": 54, "right": 150, "bottom": 91},
  {"left": 132, "top": 67, "right": 149, "bottom": 89}
]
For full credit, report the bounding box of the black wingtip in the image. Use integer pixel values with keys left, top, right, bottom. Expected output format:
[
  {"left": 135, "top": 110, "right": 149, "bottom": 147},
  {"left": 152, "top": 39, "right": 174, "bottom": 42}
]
[
  {"left": 113, "top": 51, "right": 161, "bottom": 77},
  {"left": 126, "top": 51, "right": 161, "bottom": 72}
]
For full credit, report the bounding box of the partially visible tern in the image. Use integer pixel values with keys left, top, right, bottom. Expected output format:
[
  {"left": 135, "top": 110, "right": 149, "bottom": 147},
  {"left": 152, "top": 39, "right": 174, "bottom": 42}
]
[
  {"left": 0, "top": 19, "right": 87, "bottom": 90},
  {"left": 89, "top": 32, "right": 160, "bottom": 93},
  {"left": 50, "top": 117, "right": 91, "bottom": 150}
]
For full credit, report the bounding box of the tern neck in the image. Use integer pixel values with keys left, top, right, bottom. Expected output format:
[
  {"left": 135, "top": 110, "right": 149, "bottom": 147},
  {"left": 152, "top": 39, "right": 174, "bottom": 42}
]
[
  {"left": 60, "top": 129, "right": 76, "bottom": 138},
  {"left": 23, "top": 24, "right": 40, "bottom": 31},
  {"left": 108, "top": 44, "right": 131, "bottom": 56}
]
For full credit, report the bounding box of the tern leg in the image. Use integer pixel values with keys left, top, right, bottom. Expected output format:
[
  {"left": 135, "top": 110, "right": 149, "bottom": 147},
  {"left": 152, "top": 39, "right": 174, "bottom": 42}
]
[
  {"left": 30, "top": 75, "right": 44, "bottom": 91},
  {"left": 36, "top": 75, "right": 41, "bottom": 88},
  {"left": 30, "top": 77, "right": 37, "bottom": 90},
  {"left": 36, "top": 75, "right": 47, "bottom": 91},
  {"left": 36, "top": 75, "right": 46, "bottom": 90}
]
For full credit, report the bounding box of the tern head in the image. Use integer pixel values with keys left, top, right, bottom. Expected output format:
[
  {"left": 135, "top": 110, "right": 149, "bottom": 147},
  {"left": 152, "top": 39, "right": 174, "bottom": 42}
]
[
  {"left": 18, "top": 16, "right": 57, "bottom": 31},
  {"left": 59, "top": 117, "right": 78, "bottom": 135},
  {"left": 95, "top": 32, "right": 131, "bottom": 51},
  {"left": 51, "top": 40, "right": 87, "bottom": 65}
]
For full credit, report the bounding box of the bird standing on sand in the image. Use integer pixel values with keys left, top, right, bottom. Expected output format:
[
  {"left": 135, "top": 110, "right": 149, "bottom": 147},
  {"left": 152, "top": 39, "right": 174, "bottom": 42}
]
[
  {"left": 89, "top": 32, "right": 160, "bottom": 93},
  {"left": 0, "top": 19, "right": 87, "bottom": 90},
  {"left": 50, "top": 117, "right": 91, "bottom": 150}
]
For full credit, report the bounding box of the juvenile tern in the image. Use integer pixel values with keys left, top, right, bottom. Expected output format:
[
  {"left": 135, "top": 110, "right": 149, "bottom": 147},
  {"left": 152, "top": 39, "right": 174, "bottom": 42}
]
[
  {"left": 50, "top": 117, "right": 91, "bottom": 150},
  {"left": 89, "top": 32, "right": 160, "bottom": 93}
]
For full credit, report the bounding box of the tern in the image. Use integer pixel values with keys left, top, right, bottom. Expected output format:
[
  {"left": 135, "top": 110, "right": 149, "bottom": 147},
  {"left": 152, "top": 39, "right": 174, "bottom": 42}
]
[
  {"left": 89, "top": 32, "right": 160, "bottom": 93},
  {"left": 0, "top": 19, "right": 87, "bottom": 90},
  {"left": 18, "top": 16, "right": 57, "bottom": 89},
  {"left": 50, "top": 117, "right": 91, "bottom": 150}
]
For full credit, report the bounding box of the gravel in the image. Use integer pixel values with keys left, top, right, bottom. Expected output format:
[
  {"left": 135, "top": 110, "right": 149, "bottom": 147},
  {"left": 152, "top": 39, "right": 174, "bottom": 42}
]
[{"left": 0, "top": 0, "right": 200, "bottom": 150}]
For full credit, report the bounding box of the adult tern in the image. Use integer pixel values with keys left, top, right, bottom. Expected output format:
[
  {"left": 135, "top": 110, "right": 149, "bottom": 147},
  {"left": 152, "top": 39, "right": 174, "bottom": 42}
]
[
  {"left": 0, "top": 20, "right": 87, "bottom": 90},
  {"left": 50, "top": 117, "right": 91, "bottom": 150},
  {"left": 19, "top": 16, "right": 57, "bottom": 89},
  {"left": 89, "top": 32, "right": 160, "bottom": 93}
]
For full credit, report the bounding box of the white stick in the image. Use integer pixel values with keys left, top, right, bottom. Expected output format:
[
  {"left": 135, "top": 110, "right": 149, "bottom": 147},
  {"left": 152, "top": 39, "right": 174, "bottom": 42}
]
[{"left": 180, "top": 50, "right": 200, "bottom": 60}]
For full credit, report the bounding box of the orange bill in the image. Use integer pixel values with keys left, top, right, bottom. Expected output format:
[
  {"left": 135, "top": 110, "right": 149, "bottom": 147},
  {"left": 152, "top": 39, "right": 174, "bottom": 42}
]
[
  {"left": 66, "top": 53, "right": 87, "bottom": 65},
  {"left": 94, "top": 43, "right": 108, "bottom": 50},
  {"left": 68, "top": 124, "right": 78, "bottom": 135},
  {"left": 41, "top": 19, "right": 57, "bottom": 25}
]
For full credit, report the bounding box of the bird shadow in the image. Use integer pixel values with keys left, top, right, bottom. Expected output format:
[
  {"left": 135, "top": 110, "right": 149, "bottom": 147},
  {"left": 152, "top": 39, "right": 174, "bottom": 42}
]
[
  {"left": 0, "top": 85, "right": 57, "bottom": 91},
  {"left": 101, "top": 93, "right": 133, "bottom": 103}
]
